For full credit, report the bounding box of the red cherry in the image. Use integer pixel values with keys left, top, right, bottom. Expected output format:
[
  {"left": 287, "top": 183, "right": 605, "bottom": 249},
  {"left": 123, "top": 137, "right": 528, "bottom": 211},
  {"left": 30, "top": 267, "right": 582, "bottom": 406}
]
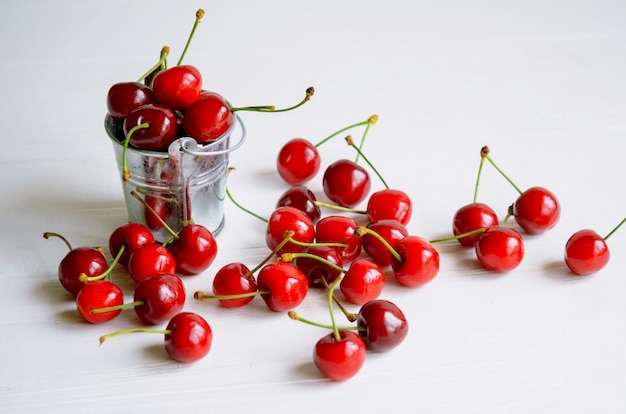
[
  {"left": 390, "top": 235, "right": 440, "bottom": 287},
  {"left": 322, "top": 159, "right": 371, "bottom": 208},
  {"left": 76, "top": 280, "right": 124, "bottom": 324},
  {"left": 168, "top": 224, "right": 218, "bottom": 276},
  {"left": 123, "top": 104, "right": 179, "bottom": 151},
  {"left": 475, "top": 227, "right": 524, "bottom": 272},
  {"left": 452, "top": 202, "right": 499, "bottom": 247},
  {"left": 315, "top": 216, "right": 361, "bottom": 262},
  {"left": 313, "top": 330, "right": 367, "bottom": 381},
  {"left": 144, "top": 195, "right": 167, "bottom": 230},
  {"left": 366, "top": 189, "right": 412, "bottom": 226},
  {"left": 256, "top": 262, "right": 309, "bottom": 311},
  {"left": 276, "top": 138, "right": 321, "bottom": 185},
  {"left": 512, "top": 186, "right": 561, "bottom": 234},
  {"left": 109, "top": 222, "right": 155, "bottom": 267},
  {"left": 340, "top": 259, "right": 386, "bottom": 305},
  {"left": 276, "top": 185, "right": 321, "bottom": 224},
  {"left": 133, "top": 274, "right": 186, "bottom": 324},
  {"left": 127, "top": 242, "right": 177, "bottom": 284},
  {"left": 265, "top": 206, "right": 315, "bottom": 255},
  {"left": 360, "top": 220, "right": 409, "bottom": 267},
  {"left": 293, "top": 245, "right": 343, "bottom": 288},
  {"left": 211, "top": 262, "right": 257, "bottom": 308},
  {"left": 357, "top": 300, "right": 409, "bottom": 352},
  {"left": 182, "top": 91, "right": 234, "bottom": 143},
  {"left": 564, "top": 229, "right": 610, "bottom": 276},
  {"left": 164, "top": 312, "right": 213, "bottom": 363},
  {"left": 107, "top": 81, "right": 154, "bottom": 121},
  {"left": 152, "top": 65, "right": 202, "bottom": 111}
]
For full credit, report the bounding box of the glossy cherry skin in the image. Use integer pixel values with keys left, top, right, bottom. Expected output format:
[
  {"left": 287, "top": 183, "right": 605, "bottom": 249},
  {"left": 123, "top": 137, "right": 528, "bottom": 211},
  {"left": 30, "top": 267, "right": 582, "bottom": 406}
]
[
  {"left": 340, "top": 259, "right": 386, "bottom": 305},
  {"left": 182, "top": 91, "right": 233, "bottom": 143},
  {"left": 152, "top": 65, "right": 202, "bottom": 111},
  {"left": 123, "top": 104, "right": 179, "bottom": 151},
  {"left": 133, "top": 273, "right": 186, "bottom": 324},
  {"left": 366, "top": 189, "right": 412, "bottom": 226},
  {"left": 164, "top": 312, "right": 212, "bottom": 363},
  {"left": 361, "top": 219, "right": 409, "bottom": 267},
  {"left": 169, "top": 224, "right": 218, "bottom": 276},
  {"left": 453, "top": 202, "right": 499, "bottom": 247},
  {"left": 265, "top": 206, "right": 315, "bottom": 255},
  {"left": 211, "top": 262, "right": 257, "bottom": 308},
  {"left": 313, "top": 330, "right": 367, "bottom": 381},
  {"left": 107, "top": 81, "right": 154, "bottom": 121},
  {"left": 512, "top": 186, "right": 561, "bottom": 234},
  {"left": 109, "top": 222, "right": 155, "bottom": 267},
  {"left": 276, "top": 185, "right": 321, "bottom": 224},
  {"left": 322, "top": 159, "right": 371, "bottom": 208},
  {"left": 76, "top": 280, "right": 124, "bottom": 324},
  {"left": 390, "top": 235, "right": 440, "bottom": 287},
  {"left": 127, "top": 243, "right": 177, "bottom": 284},
  {"left": 58, "top": 247, "right": 108, "bottom": 296},
  {"left": 357, "top": 300, "right": 409, "bottom": 352},
  {"left": 276, "top": 138, "right": 321, "bottom": 185},
  {"left": 564, "top": 229, "right": 610, "bottom": 276},
  {"left": 256, "top": 262, "right": 309, "bottom": 312},
  {"left": 315, "top": 216, "right": 361, "bottom": 262},
  {"left": 293, "top": 245, "right": 343, "bottom": 288},
  {"left": 475, "top": 227, "right": 524, "bottom": 272}
]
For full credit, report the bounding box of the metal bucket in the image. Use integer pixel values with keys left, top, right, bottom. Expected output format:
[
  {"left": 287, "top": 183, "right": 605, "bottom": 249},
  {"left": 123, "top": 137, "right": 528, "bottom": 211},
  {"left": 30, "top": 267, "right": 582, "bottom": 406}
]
[{"left": 105, "top": 113, "right": 246, "bottom": 241}]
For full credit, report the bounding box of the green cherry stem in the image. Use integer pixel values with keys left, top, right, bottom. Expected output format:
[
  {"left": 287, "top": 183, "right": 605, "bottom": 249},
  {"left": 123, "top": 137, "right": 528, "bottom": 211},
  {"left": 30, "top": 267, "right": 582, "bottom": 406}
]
[
  {"left": 79, "top": 245, "right": 125, "bottom": 283},
  {"left": 288, "top": 311, "right": 360, "bottom": 331},
  {"left": 355, "top": 114, "right": 378, "bottom": 164},
  {"left": 42, "top": 232, "right": 73, "bottom": 251},
  {"left": 473, "top": 146, "right": 488, "bottom": 203},
  {"left": 230, "top": 87, "right": 314, "bottom": 113},
  {"left": 314, "top": 201, "right": 367, "bottom": 215},
  {"left": 91, "top": 300, "right": 145, "bottom": 315},
  {"left": 130, "top": 191, "right": 180, "bottom": 242},
  {"left": 137, "top": 46, "right": 170, "bottom": 83},
  {"left": 604, "top": 216, "right": 626, "bottom": 240},
  {"left": 345, "top": 135, "right": 389, "bottom": 189},
  {"left": 100, "top": 328, "right": 170, "bottom": 345},
  {"left": 327, "top": 274, "right": 343, "bottom": 341},
  {"left": 354, "top": 225, "right": 403, "bottom": 262},
  {"left": 225, "top": 186, "right": 268, "bottom": 223},
  {"left": 122, "top": 123, "right": 150, "bottom": 186},
  {"left": 314, "top": 114, "right": 378, "bottom": 148},
  {"left": 177, "top": 9, "right": 204, "bottom": 66},
  {"left": 482, "top": 146, "right": 523, "bottom": 195},
  {"left": 428, "top": 228, "right": 487, "bottom": 243}
]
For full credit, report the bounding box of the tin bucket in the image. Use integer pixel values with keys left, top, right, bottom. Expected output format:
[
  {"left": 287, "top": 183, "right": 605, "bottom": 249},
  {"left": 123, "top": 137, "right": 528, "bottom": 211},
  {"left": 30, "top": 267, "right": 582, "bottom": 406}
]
[{"left": 105, "top": 113, "right": 246, "bottom": 241}]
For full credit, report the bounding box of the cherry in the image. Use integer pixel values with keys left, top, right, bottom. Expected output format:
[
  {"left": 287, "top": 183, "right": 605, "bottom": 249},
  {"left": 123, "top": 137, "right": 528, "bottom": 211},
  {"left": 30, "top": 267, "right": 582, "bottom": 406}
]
[
  {"left": 340, "top": 259, "right": 386, "bottom": 305},
  {"left": 275, "top": 185, "right": 321, "bottom": 224},
  {"left": 122, "top": 103, "right": 179, "bottom": 151},
  {"left": 276, "top": 138, "right": 321, "bottom": 185},
  {"left": 256, "top": 262, "right": 309, "bottom": 312},
  {"left": 357, "top": 300, "right": 409, "bottom": 352},
  {"left": 43, "top": 232, "right": 108, "bottom": 296},
  {"left": 315, "top": 215, "right": 362, "bottom": 262},
  {"left": 390, "top": 235, "right": 440, "bottom": 287},
  {"left": 564, "top": 217, "right": 624, "bottom": 276},
  {"left": 152, "top": 64, "right": 203, "bottom": 111},
  {"left": 75, "top": 280, "right": 124, "bottom": 324},
  {"left": 109, "top": 222, "right": 155, "bottom": 267},
  {"left": 144, "top": 195, "right": 167, "bottom": 230},
  {"left": 265, "top": 206, "right": 315, "bottom": 255},
  {"left": 126, "top": 242, "right": 177, "bottom": 284},
  {"left": 511, "top": 186, "right": 561, "bottom": 234},
  {"left": 453, "top": 202, "right": 499, "bottom": 247},
  {"left": 322, "top": 159, "right": 371, "bottom": 208},
  {"left": 359, "top": 219, "right": 409, "bottom": 267},
  {"left": 100, "top": 312, "right": 213, "bottom": 363},
  {"left": 313, "top": 330, "right": 367, "bottom": 381},
  {"left": 182, "top": 91, "right": 233, "bottom": 143},
  {"left": 475, "top": 226, "right": 524, "bottom": 272},
  {"left": 106, "top": 81, "right": 154, "bottom": 121},
  {"left": 366, "top": 189, "right": 412, "bottom": 226},
  {"left": 209, "top": 262, "right": 257, "bottom": 308},
  {"left": 291, "top": 245, "right": 343, "bottom": 288},
  {"left": 168, "top": 223, "right": 218, "bottom": 276}
]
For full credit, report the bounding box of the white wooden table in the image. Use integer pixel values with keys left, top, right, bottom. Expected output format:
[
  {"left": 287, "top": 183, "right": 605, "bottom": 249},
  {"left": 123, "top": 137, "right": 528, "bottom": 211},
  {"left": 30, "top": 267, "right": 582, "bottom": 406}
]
[{"left": 2, "top": 1, "right": 626, "bottom": 412}]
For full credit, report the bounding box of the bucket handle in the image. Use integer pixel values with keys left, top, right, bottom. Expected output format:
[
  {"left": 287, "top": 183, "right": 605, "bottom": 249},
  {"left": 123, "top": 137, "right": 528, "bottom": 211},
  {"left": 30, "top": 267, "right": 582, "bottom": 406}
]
[{"left": 177, "top": 113, "right": 246, "bottom": 157}]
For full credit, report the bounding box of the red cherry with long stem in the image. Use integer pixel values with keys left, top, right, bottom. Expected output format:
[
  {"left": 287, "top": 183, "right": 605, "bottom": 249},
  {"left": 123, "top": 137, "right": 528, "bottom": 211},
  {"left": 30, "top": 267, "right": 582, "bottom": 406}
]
[
  {"left": 126, "top": 242, "right": 177, "bottom": 284},
  {"left": 99, "top": 312, "right": 212, "bottom": 363},
  {"left": 43, "top": 232, "right": 108, "bottom": 296},
  {"left": 359, "top": 219, "right": 408, "bottom": 267},
  {"left": 152, "top": 64, "right": 203, "bottom": 111},
  {"left": 255, "top": 261, "right": 309, "bottom": 312},
  {"left": 564, "top": 217, "right": 625, "bottom": 276},
  {"left": 123, "top": 104, "right": 179, "bottom": 151},
  {"left": 315, "top": 215, "right": 362, "bottom": 262},
  {"left": 475, "top": 226, "right": 524, "bottom": 272},
  {"left": 356, "top": 300, "right": 409, "bottom": 352},
  {"left": 390, "top": 235, "right": 440, "bottom": 287},
  {"left": 291, "top": 245, "right": 343, "bottom": 288},
  {"left": 109, "top": 222, "right": 155, "bottom": 267},
  {"left": 76, "top": 280, "right": 124, "bottom": 324},
  {"left": 265, "top": 206, "right": 316, "bottom": 255},
  {"left": 276, "top": 185, "right": 321, "bottom": 224}
]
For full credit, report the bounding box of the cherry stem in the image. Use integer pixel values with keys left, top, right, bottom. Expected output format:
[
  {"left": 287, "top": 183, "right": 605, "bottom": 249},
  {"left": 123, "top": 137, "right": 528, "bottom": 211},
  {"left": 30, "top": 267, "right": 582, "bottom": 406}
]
[
  {"left": 315, "top": 201, "right": 366, "bottom": 215},
  {"left": 280, "top": 252, "right": 346, "bottom": 275},
  {"left": 122, "top": 123, "right": 150, "bottom": 186},
  {"left": 327, "top": 275, "right": 343, "bottom": 341},
  {"left": 429, "top": 227, "right": 487, "bottom": 243},
  {"left": 345, "top": 135, "right": 389, "bottom": 189},
  {"left": 287, "top": 311, "right": 360, "bottom": 331},
  {"left": 473, "top": 146, "right": 488, "bottom": 203},
  {"left": 354, "top": 114, "right": 378, "bottom": 164},
  {"left": 319, "top": 276, "right": 357, "bottom": 322},
  {"left": 79, "top": 245, "right": 126, "bottom": 283},
  {"left": 90, "top": 300, "right": 144, "bottom": 314},
  {"left": 604, "top": 216, "right": 626, "bottom": 240},
  {"left": 99, "top": 328, "right": 171, "bottom": 345},
  {"left": 354, "top": 225, "right": 403, "bottom": 263},
  {"left": 177, "top": 9, "right": 204, "bottom": 66},
  {"left": 42, "top": 232, "right": 73, "bottom": 251},
  {"left": 314, "top": 114, "right": 377, "bottom": 148},
  {"left": 229, "top": 86, "right": 314, "bottom": 113},
  {"left": 130, "top": 191, "right": 180, "bottom": 239},
  {"left": 482, "top": 147, "right": 523, "bottom": 195},
  {"left": 137, "top": 46, "right": 170, "bottom": 83},
  {"left": 225, "top": 186, "right": 268, "bottom": 223}
]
